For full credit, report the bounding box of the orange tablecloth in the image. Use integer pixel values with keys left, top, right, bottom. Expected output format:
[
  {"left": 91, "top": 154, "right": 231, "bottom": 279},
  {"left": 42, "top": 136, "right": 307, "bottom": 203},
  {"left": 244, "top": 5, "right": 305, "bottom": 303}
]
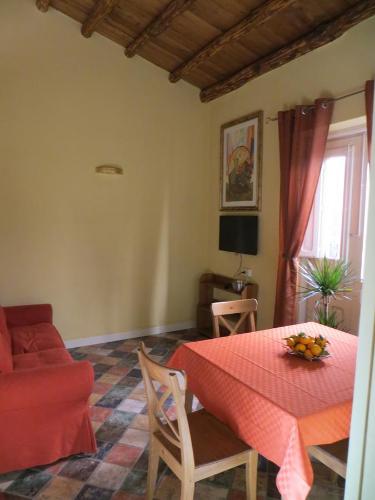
[{"left": 168, "top": 322, "right": 356, "bottom": 500}]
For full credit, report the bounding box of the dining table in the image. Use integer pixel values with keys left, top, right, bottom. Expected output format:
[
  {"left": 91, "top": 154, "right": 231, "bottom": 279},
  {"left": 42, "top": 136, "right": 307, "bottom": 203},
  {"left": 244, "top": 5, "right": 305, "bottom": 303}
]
[{"left": 168, "top": 322, "right": 357, "bottom": 500}]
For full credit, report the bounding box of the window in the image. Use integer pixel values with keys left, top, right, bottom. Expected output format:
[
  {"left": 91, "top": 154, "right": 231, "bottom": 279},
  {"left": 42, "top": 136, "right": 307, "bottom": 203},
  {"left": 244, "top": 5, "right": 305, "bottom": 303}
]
[
  {"left": 299, "top": 127, "right": 368, "bottom": 333},
  {"left": 301, "top": 128, "right": 368, "bottom": 278}
]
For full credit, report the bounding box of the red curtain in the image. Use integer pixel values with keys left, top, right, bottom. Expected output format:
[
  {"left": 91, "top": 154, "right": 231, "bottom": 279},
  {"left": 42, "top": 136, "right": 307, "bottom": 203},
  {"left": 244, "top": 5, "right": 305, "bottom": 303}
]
[
  {"left": 365, "top": 80, "right": 374, "bottom": 160},
  {"left": 273, "top": 99, "right": 334, "bottom": 327}
]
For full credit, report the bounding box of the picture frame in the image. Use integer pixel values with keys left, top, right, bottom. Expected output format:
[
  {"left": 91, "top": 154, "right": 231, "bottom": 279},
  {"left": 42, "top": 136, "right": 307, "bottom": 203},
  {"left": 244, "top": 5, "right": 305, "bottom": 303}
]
[{"left": 220, "top": 110, "right": 263, "bottom": 211}]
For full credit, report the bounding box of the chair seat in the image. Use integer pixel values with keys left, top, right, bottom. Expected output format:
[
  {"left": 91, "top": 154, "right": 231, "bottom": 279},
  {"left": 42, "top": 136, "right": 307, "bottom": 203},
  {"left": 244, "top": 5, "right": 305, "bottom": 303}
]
[{"left": 155, "top": 408, "right": 249, "bottom": 467}]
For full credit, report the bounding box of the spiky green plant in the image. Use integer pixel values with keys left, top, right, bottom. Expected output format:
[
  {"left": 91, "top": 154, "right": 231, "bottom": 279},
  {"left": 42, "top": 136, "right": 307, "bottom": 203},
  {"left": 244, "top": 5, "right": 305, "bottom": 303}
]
[{"left": 298, "top": 257, "right": 354, "bottom": 328}]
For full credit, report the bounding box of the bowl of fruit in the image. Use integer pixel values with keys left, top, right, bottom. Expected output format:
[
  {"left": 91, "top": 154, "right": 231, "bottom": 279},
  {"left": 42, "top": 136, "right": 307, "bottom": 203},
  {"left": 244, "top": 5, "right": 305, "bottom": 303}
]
[{"left": 284, "top": 333, "right": 330, "bottom": 361}]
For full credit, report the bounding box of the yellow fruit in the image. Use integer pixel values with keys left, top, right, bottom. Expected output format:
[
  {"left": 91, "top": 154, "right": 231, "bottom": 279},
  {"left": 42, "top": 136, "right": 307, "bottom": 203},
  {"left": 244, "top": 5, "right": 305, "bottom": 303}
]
[
  {"left": 295, "top": 343, "right": 306, "bottom": 353},
  {"left": 310, "top": 344, "right": 322, "bottom": 357},
  {"left": 307, "top": 342, "right": 315, "bottom": 350},
  {"left": 299, "top": 337, "right": 314, "bottom": 345},
  {"left": 287, "top": 338, "right": 295, "bottom": 348},
  {"left": 304, "top": 349, "right": 313, "bottom": 361}
]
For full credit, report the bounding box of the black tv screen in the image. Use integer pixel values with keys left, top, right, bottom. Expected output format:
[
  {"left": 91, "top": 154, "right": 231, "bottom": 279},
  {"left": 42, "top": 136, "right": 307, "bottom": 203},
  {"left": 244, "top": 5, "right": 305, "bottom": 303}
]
[{"left": 219, "top": 215, "right": 258, "bottom": 255}]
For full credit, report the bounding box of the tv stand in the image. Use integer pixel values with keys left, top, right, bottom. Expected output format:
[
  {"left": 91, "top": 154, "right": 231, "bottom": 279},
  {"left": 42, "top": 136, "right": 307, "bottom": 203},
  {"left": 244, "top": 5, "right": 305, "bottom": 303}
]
[{"left": 197, "top": 273, "right": 258, "bottom": 337}]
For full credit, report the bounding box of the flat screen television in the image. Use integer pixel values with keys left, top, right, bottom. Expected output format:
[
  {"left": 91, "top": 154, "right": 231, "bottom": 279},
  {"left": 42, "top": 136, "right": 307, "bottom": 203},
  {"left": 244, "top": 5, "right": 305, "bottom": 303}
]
[{"left": 219, "top": 215, "right": 258, "bottom": 255}]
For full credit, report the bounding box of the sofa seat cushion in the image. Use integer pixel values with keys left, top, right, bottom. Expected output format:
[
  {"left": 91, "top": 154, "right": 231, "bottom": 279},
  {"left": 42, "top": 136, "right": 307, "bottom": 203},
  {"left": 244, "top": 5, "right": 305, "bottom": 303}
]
[
  {"left": 0, "top": 307, "right": 13, "bottom": 373},
  {"left": 11, "top": 323, "right": 65, "bottom": 355},
  {"left": 13, "top": 348, "right": 73, "bottom": 371}
]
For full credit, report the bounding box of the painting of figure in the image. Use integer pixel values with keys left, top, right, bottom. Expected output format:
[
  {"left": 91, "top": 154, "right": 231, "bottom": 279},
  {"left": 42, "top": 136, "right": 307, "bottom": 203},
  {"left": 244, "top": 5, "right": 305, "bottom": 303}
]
[{"left": 220, "top": 111, "right": 262, "bottom": 210}]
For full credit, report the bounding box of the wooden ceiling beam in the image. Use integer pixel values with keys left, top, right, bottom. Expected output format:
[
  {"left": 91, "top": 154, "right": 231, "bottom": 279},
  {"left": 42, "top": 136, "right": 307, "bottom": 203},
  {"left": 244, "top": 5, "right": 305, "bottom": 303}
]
[
  {"left": 36, "top": 0, "right": 50, "bottom": 12},
  {"left": 169, "top": 0, "right": 298, "bottom": 83},
  {"left": 200, "top": 0, "right": 375, "bottom": 103},
  {"left": 125, "top": 0, "right": 195, "bottom": 58},
  {"left": 81, "top": 0, "right": 118, "bottom": 38}
]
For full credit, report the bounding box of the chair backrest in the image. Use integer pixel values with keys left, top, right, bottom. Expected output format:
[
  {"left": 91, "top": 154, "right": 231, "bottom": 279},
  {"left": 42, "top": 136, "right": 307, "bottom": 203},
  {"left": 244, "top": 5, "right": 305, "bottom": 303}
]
[
  {"left": 211, "top": 298, "right": 258, "bottom": 337},
  {"left": 137, "top": 342, "right": 195, "bottom": 468}
]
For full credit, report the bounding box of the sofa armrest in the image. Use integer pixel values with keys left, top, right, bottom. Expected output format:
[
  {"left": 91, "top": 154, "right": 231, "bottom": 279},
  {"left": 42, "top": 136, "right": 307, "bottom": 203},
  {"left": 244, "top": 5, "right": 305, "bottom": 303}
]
[
  {"left": 0, "top": 361, "right": 93, "bottom": 412},
  {"left": 4, "top": 304, "right": 53, "bottom": 328}
]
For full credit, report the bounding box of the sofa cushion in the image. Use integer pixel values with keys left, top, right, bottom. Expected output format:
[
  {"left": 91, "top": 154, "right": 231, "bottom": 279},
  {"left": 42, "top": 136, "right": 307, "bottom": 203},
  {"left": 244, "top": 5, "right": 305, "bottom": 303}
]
[
  {"left": 11, "top": 323, "right": 65, "bottom": 355},
  {"left": 0, "top": 307, "right": 13, "bottom": 373},
  {"left": 13, "top": 348, "right": 73, "bottom": 371}
]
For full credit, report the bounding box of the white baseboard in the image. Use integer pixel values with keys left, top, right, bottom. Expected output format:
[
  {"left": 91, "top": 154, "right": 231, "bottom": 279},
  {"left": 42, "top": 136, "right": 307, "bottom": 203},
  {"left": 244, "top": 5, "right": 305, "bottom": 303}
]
[{"left": 64, "top": 321, "right": 195, "bottom": 348}]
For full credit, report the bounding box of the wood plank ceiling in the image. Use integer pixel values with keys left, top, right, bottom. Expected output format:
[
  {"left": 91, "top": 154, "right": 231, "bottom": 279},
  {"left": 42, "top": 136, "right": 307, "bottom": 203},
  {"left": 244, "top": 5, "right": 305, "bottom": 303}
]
[{"left": 36, "top": 0, "right": 375, "bottom": 102}]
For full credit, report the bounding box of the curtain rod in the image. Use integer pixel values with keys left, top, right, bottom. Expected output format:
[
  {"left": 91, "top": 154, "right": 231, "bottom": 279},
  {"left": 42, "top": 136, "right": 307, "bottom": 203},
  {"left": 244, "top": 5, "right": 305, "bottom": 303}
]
[{"left": 265, "top": 88, "right": 365, "bottom": 123}]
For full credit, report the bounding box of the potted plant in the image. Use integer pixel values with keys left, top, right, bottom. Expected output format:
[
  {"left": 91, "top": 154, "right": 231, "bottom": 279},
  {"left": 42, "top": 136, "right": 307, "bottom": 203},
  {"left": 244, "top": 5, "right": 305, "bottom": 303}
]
[{"left": 298, "top": 257, "right": 354, "bottom": 328}]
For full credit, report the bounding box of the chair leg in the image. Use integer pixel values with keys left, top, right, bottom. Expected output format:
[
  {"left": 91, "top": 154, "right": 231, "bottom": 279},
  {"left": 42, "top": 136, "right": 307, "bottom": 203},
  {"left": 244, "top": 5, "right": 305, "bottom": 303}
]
[
  {"left": 146, "top": 438, "right": 160, "bottom": 500},
  {"left": 246, "top": 450, "right": 258, "bottom": 500},
  {"left": 185, "top": 390, "right": 194, "bottom": 414},
  {"left": 180, "top": 479, "right": 195, "bottom": 500}
]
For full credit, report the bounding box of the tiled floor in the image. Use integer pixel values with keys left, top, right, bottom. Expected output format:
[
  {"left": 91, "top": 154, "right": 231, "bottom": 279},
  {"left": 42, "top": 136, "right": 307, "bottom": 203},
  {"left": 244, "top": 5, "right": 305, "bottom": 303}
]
[{"left": 0, "top": 330, "right": 345, "bottom": 500}]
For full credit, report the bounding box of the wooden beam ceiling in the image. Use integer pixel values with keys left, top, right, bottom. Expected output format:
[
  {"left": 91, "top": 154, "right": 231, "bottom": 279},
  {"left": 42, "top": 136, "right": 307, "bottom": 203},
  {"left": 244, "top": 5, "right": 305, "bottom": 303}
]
[
  {"left": 36, "top": 0, "right": 50, "bottom": 12},
  {"left": 200, "top": 0, "right": 375, "bottom": 103},
  {"left": 169, "top": 0, "right": 298, "bottom": 83},
  {"left": 81, "top": 0, "right": 119, "bottom": 38},
  {"left": 34, "top": 0, "right": 375, "bottom": 102},
  {"left": 124, "top": 0, "right": 196, "bottom": 58}
]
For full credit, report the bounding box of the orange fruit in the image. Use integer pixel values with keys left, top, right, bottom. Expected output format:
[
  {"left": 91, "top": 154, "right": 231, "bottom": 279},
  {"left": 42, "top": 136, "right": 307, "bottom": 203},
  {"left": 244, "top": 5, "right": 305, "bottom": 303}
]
[
  {"left": 304, "top": 349, "right": 313, "bottom": 361},
  {"left": 295, "top": 343, "right": 306, "bottom": 353},
  {"left": 299, "top": 337, "right": 314, "bottom": 345},
  {"left": 311, "top": 344, "right": 322, "bottom": 357}
]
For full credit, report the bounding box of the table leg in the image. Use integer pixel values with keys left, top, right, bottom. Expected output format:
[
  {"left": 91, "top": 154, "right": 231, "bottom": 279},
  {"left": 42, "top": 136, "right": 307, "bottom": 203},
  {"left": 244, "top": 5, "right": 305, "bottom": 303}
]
[{"left": 185, "top": 390, "right": 194, "bottom": 413}]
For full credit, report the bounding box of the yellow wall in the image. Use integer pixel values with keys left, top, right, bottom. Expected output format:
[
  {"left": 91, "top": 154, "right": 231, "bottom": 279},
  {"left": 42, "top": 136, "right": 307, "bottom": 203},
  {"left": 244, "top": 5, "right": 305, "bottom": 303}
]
[
  {"left": 0, "top": 0, "right": 210, "bottom": 340},
  {"left": 207, "top": 16, "right": 375, "bottom": 330},
  {"left": 1, "top": 1, "right": 374, "bottom": 340}
]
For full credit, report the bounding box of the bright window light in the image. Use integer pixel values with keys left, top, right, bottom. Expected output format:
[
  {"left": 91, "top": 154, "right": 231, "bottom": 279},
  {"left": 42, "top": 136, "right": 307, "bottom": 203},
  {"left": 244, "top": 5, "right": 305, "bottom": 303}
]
[{"left": 315, "top": 156, "right": 346, "bottom": 260}]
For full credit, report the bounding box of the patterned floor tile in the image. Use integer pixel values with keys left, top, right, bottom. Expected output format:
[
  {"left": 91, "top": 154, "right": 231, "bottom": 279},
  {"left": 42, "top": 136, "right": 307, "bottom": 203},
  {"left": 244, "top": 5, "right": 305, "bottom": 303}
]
[
  {"left": 117, "top": 398, "right": 145, "bottom": 413},
  {"left": 6, "top": 470, "right": 52, "bottom": 497},
  {"left": 96, "top": 374, "right": 123, "bottom": 385},
  {"left": 92, "top": 382, "right": 113, "bottom": 395},
  {"left": 59, "top": 458, "right": 99, "bottom": 482},
  {"left": 92, "top": 442, "right": 114, "bottom": 461},
  {"left": 111, "top": 492, "right": 143, "bottom": 500},
  {"left": 0, "top": 329, "right": 345, "bottom": 499},
  {"left": 125, "top": 368, "right": 143, "bottom": 379},
  {"left": 0, "top": 472, "right": 21, "bottom": 492},
  {"left": 35, "top": 476, "right": 83, "bottom": 500},
  {"left": 119, "top": 428, "right": 149, "bottom": 448},
  {"left": 88, "top": 393, "right": 103, "bottom": 406},
  {"left": 90, "top": 406, "right": 112, "bottom": 423},
  {"left": 99, "top": 356, "right": 121, "bottom": 366},
  {"left": 128, "top": 414, "right": 149, "bottom": 431},
  {"left": 95, "top": 411, "right": 135, "bottom": 443},
  {"left": 104, "top": 444, "right": 143, "bottom": 468},
  {"left": 87, "top": 463, "right": 128, "bottom": 490},
  {"left": 106, "top": 366, "right": 130, "bottom": 376},
  {"left": 119, "top": 469, "right": 148, "bottom": 496},
  {"left": 75, "top": 484, "right": 113, "bottom": 500}
]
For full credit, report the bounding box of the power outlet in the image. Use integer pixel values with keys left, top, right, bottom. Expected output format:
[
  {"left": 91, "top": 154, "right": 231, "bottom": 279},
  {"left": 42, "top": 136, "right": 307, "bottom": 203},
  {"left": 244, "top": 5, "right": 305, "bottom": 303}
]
[{"left": 242, "top": 268, "right": 253, "bottom": 279}]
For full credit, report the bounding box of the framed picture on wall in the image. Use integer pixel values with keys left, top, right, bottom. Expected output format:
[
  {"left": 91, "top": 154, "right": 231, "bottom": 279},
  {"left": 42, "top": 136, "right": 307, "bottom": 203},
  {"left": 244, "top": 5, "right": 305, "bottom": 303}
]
[{"left": 220, "top": 110, "right": 263, "bottom": 211}]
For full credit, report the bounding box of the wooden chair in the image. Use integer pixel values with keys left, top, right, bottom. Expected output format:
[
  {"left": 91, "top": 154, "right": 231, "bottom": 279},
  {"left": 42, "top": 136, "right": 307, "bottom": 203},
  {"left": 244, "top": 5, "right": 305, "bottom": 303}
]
[
  {"left": 211, "top": 298, "right": 258, "bottom": 338},
  {"left": 308, "top": 439, "right": 349, "bottom": 479},
  {"left": 137, "top": 342, "right": 258, "bottom": 500}
]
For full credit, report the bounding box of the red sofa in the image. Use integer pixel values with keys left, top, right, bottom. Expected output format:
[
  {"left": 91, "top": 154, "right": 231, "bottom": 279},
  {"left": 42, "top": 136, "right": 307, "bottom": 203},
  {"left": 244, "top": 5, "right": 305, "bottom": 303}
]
[{"left": 0, "top": 304, "right": 96, "bottom": 474}]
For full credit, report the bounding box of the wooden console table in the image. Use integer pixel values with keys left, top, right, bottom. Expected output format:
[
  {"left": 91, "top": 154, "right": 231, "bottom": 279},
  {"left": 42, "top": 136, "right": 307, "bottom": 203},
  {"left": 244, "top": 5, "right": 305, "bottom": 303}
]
[{"left": 197, "top": 273, "right": 258, "bottom": 337}]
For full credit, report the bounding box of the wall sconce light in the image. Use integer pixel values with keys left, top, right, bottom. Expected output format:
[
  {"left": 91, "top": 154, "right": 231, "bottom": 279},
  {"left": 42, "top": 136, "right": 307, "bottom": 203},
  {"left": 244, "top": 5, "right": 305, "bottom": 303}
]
[{"left": 95, "top": 165, "right": 123, "bottom": 175}]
